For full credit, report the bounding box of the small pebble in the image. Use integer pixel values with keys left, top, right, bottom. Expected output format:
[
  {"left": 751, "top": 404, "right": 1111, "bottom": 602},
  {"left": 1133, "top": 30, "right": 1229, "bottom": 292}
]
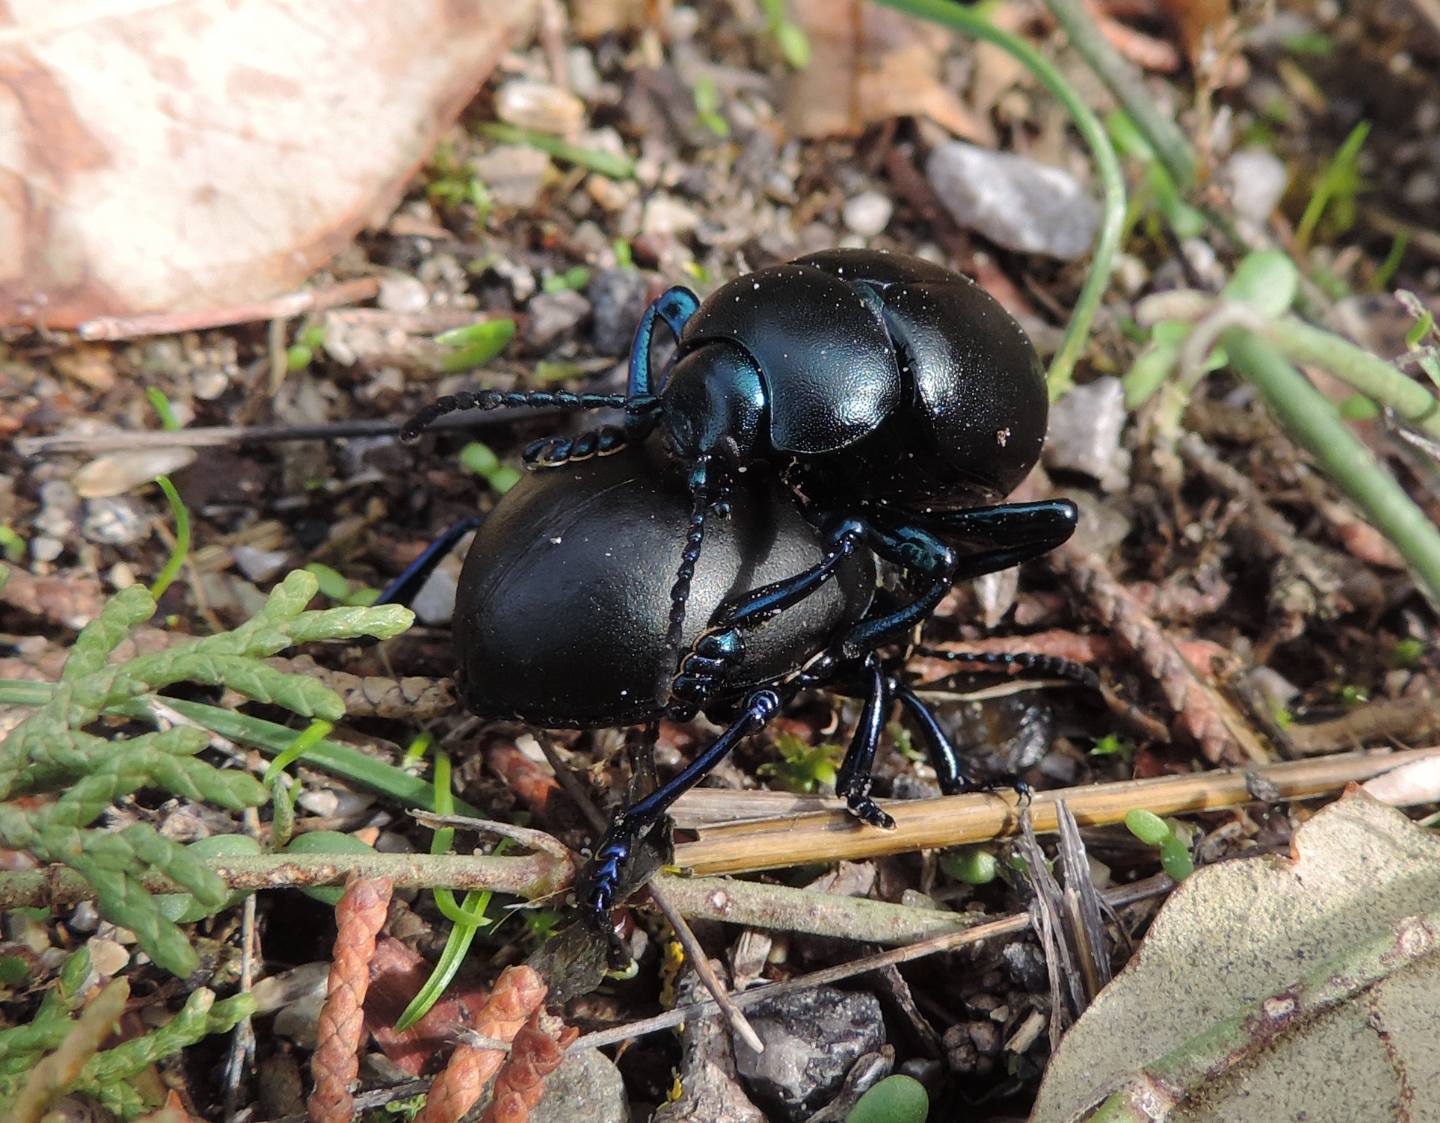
[
  {"left": 192, "top": 368, "right": 229, "bottom": 400},
  {"left": 926, "top": 141, "right": 1100, "bottom": 260},
  {"left": 495, "top": 78, "right": 586, "bottom": 136},
  {"left": 85, "top": 937, "right": 130, "bottom": 978},
  {"left": 232, "top": 545, "right": 290, "bottom": 584},
  {"left": 471, "top": 145, "right": 550, "bottom": 209},
  {"left": 588, "top": 267, "right": 650, "bottom": 355},
  {"left": 524, "top": 290, "right": 592, "bottom": 350},
  {"left": 842, "top": 191, "right": 893, "bottom": 237},
  {"left": 410, "top": 564, "right": 460, "bottom": 626},
  {"left": 378, "top": 274, "right": 430, "bottom": 313},
  {"left": 81, "top": 497, "right": 149, "bottom": 546},
  {"left": 641, "top": 194, "right": 702, "bottom": 237},
  {"left": 30, "top": 536, "right": 63, "bottom": 563},
  {"left": 1042, "top": 376, "right": 1131, "bottom": 492},
  {"left": 1221, "top": 147, "right": 1288, "bottom": 225},
  {"left": 107, "top": 562, "right": 137, "bottom": 589}
]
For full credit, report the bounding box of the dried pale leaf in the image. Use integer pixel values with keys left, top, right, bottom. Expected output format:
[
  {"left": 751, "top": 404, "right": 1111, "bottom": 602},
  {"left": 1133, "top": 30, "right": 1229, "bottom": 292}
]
[
  {"left": 0, "top": 0, "right": 536, "bottom": 328},
  {"left": 784, "top": 0, "right": 991, "bottom": 143},
  {"left": 73, "top": 449, "right": 197, "bottom": 499},
  {"left": 1364, "top": 756, "right": 1440, "bottom": 806},
  {"left": 1032, "top": 792, "right": 1440, "bottom": 1121}
]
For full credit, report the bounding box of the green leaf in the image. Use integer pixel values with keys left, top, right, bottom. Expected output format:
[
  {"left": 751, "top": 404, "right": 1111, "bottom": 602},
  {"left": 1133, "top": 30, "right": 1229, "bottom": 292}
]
[
  {"left": 1124, "top": 808, "right": 1170, "bottom": 846},
  {"left": 1223, "top": 252, "right": 1300, "bottom": 318},
  {"left": 284, "top": 831, "right": 376, "bottom": 904},
  {"left": 846, "top": 1074, "right": 930, "bottom": 1123},
  {"left": 157, "top": 835, "right": 263, "bottom": 923}
]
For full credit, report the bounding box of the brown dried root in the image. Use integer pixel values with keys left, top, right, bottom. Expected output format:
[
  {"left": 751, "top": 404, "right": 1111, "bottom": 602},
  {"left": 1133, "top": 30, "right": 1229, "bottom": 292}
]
[
  {"left": 308, "top": 876, "right": 394, "bottom": 1123},
  {"left": 1051, "top": 543, "right": 1270, "bottom": 764},
  {"left": 417, "top": 965, "right": 548, "bottom": 1123},
  {"left": 477, "top": 1011, "right": 578, "bottom": 1123}
]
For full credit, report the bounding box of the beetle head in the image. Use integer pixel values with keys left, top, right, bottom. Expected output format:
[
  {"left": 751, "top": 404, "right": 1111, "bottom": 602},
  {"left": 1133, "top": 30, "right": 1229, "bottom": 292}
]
[{"left": 658, "top": 341, "right": 768, "bottom": 470}]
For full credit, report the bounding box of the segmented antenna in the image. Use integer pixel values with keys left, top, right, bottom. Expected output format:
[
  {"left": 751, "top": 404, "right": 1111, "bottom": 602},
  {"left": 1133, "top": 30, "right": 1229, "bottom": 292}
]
[
  {"left": 658, "top": 455, "right": 713, "bottom": 705},
  {"left": 399, "top": 390, "right": 658, "bottom": 442},
  {"left": 913, "top": 647, "right": 1101, "bottom": 690}
]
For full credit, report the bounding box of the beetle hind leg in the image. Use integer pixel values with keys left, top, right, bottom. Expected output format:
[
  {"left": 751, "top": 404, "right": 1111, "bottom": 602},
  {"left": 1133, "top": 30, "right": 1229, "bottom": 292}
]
[{"left": 834, "top": 654, "right": 897, "bottom": 829}]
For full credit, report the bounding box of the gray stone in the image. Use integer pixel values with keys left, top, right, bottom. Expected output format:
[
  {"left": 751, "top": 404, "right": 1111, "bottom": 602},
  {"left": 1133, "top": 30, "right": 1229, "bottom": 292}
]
[
  {"left": 1042, "top": 376, "right": 1131, "bottom": 492},
  {"left": 926, "top": 141, "right": 1099, "bottom": 260},
  {"left": 232, "top": 545, "right": 290, "bottom": 584},
  {"left": 524, "top": 289, "right": 591, "bottom": 350},
  {"left": 589, "top": 267, "right": 651, "bottom": 356},
  {"left": 81, "top": 497, "right": 148, "bottom": 546},
  {"left": 471, "top": 145, "right": 551, "bottom": 209},
  {"left": 410, "top": 564, "right": 459, "bottom": 626},
  {"left": 734, "top": 986, "right": 885, "bottom": 1120},
  {"left": 1221, "top": 147, "right": 1288, "bottom": 225},
  {"left": 531, "top": 1049, "right": 628, "bottom": 1123},
  {"left": 842, "top": 191, "right": 893, "bottom": 237}
]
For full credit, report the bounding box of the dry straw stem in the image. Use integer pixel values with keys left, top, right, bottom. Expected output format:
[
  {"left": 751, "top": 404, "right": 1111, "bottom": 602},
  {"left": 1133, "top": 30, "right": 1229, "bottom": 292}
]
[
  {"left": 671, "top": 746, "right": 1440, "bottom": 877},
  {"left": 12, "top": 978, "right": 129, "bottom": 1123},
  {"left": 417, "top": 965, "right": 547, "bottom": 1123},
  {"left": 308, "top": 876, "right": 394, "bottom": 1123}
]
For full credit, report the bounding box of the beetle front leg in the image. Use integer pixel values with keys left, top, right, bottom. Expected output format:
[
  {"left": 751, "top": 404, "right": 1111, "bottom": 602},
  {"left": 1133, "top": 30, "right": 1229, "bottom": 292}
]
[
  {"left": 577, "top": 688, "right": 783, "bottom": 961},
  {"left": 666, "top": 519, "right": 867, "bottom": 718}
]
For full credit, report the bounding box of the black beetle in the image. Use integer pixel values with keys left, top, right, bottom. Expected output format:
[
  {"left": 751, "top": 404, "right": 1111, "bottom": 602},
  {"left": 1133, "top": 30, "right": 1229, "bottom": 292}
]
[
  {"left": 378, "top": 441, "right": 1081, "bottom": 948},
  {"left": 401, "top": 249, "right": 1069, "bottom": 713}
]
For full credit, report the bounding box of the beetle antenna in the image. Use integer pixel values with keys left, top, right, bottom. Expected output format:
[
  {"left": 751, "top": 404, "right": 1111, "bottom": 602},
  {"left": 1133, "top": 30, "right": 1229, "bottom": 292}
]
[
  {"left": 658, "top": 455, "right": 712, "bottom": 705},
  {"left": 400, "top": 389, "right": 660, "bottom": 442}
]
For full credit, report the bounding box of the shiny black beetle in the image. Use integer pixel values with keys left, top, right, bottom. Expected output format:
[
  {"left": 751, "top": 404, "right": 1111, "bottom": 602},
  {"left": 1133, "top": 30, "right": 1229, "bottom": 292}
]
[
  {"left": 401, "top": 250, "right": 1069, "bottom": 715},
  {"left": 380, "top": 442, "right": 1080, "bottom": 946}
]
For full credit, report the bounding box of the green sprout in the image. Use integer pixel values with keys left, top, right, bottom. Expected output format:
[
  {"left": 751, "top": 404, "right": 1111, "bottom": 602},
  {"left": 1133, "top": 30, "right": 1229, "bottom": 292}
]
[
  {"left": 459, "top": 440, "right": 521, "bottom": 493},
  {"left": 759, "top": 0, "right": 811, "bottom": 69},
  {"left": 692, "top": 74, "right": 730, "bottom": 138},
  {"left": 757, "top": 733, "right": 842, "bottom": 793},
  {"left": 1295, "top": 120, "right": 1370, "bottom": 251},
  {"left": 1124, "top": 809, "right": 1194, "bottom": 881},
  {"left": 303, "top": 562, "right": 380, "bottom": 607},
  {"left": 434, "top": 318, "right": 517, "bottom": 373}
]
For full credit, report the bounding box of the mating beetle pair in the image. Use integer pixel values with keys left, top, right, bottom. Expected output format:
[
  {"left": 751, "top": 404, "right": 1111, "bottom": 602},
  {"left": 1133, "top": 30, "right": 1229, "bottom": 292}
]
[{"left": 391, "top": 249, "right": 1077, "bottom": 945}]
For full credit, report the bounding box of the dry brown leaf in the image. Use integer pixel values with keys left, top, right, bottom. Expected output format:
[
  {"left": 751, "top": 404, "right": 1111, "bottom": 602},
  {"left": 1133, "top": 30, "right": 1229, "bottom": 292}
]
[
  {"left": 1155, "top": 0, "right": 1231, "bottom": 65},
  {"left": 784, "top": 0, "right": 992, "bottom": 144},
  {"left": 0, "top": 0, "right": 536, "bottom": 329}
]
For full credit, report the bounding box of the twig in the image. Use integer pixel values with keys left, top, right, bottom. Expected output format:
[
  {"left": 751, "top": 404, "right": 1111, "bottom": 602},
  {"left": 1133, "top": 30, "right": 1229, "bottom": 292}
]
[
  {"left": 671, "top": 746, "right": 1440, "bottom": 876},
  {"left": 571, "top": 874, "right": 1175, "bottom": 1051},
  {"left": 410, "top": 810, "right": 573, "bottom": 861},
  {"left": 15, "top": 408, "right": 563, "bottom": 459},
  {"left": 75, "top": 278, "right": 381, "bottom": 341}
]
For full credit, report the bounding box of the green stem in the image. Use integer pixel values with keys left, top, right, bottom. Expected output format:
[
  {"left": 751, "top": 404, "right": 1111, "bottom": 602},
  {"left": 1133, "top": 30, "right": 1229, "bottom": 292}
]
[
  {"left": 1259, "top": 318, "right": 1440, "bottom": 439},
  {"left": 876, "top": 0, "right": 1126, "bottom": 398},
  {"left": 476, "top": 122, "right": 635, "bottom": 180},
  {"left": 1223, "top": 330, "right": 1440, "bottom": 611},
  {"left": 148, "top": 477, "right": 190, "bottom": 600},
  {"left": 1039, "top": 0, "right": 1195, "bottom": 189}
]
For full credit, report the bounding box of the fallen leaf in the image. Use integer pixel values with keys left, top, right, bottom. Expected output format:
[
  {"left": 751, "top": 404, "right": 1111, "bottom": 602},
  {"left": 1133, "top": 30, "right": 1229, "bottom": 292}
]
[
  {"left": 1031, "top": 790, "right": 1440, "bottom": 1121},
  {"left": 784, "top": 0, "right": 992, "bottom": 144},
  {"left": 0, "top": 0, "right": 536, "bottom": 328}
]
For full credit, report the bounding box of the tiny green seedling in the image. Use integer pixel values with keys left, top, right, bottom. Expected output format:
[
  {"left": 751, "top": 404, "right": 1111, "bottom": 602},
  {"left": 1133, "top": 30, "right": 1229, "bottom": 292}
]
[
  {"left": 757, "top": 732, "right": 842, "bottom": 794},
  {"left": 1124, "top": 809, "right": 1194, "bottom": 881}
]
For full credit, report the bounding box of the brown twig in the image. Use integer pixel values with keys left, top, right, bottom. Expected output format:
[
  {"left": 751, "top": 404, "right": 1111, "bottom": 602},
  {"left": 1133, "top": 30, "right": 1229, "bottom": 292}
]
[
  {"left": 671, "top": 746, "right": 1440, "bottom": 876},
  {"left": 417, "top": 965, "right": 548, "bottom": 1123},
  {"left": 571, "top": 874, "right": 1175, "bottom": 1052},
  {"left": 308, "top": 876, "right": 393, "bottom": 1123},
  {"left": 75, "top": 277, "right": 382, "bottom": 341}
]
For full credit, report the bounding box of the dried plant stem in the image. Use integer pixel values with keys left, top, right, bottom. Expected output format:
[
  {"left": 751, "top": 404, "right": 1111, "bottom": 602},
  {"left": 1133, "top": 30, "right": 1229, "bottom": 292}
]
[
  {"left": 1050, "top": 543, "right": 1270, "bottom": 764},
  {"left": 671, "top": 746, "right": 1440, "bottom": 877},
  {"left": 573, "top": 874, "right": 1175, "bottom": 1052}
]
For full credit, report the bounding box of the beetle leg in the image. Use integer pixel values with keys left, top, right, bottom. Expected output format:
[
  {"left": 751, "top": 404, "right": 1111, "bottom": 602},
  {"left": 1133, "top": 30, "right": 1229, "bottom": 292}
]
[
  {"left": 893, "top": 682, "right": 1029, "bottom": 797},
  {"left": 627, "top": 285, "right": 700, "bottom": 399},
  {"left": 666, "top": 520, "right": 867, "bottom": 717},
  {"left": 371, "top": 516, "right": 486, "bottom": 609},
  {"left": 834, "top": 654, "right": 897, "bottom": 829},
  {"left": 835, "top": 500, "right": 1078, "bottom": 658},
  {"left": 577, "top": 688, "right": 783, "bottom": 955},
  {"left": 521, "top": 424, "right": 633, "bottom": 468}
]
